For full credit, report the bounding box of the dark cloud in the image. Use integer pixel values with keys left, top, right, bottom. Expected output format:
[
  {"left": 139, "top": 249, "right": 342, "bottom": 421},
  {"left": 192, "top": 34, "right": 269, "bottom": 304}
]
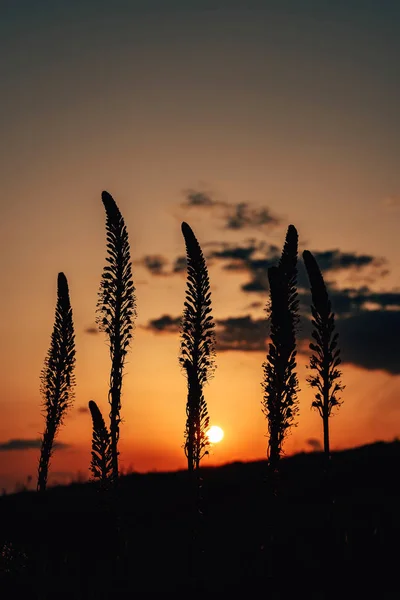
[
  {"left": 299, "top": 286, "right": 400, "bottom": 317},
  {"left": 142, "top": 315, "right": 181, "bottom": 334},
  {"left": 311, "top": 250, "right": 387, "bottom": 273},
  {"left": 246, "top": 301, "right": 264, "bottom": 309},
  {"left": 135, "top": 255, "right": 187, "bottom": 277},
  {"left": 172, "top": 256, "right": 187, "bottom": 273},
  {"left": 142, "top": 304, "right": 400, "bottom": 374},
  {"left": 240, "top": 249, "right": 389, "bottom": 295},
  {"left": 142, "top": 313, "right": 268, "bottom": 352},
  {"left": 216, "top": 316, "right": 268, "bottom": 352},
  {"left": 335, "top": 310, "right": 400, "bottom": 375},
  {"left": 181, "top": 188, "right": 280, "bottom": 231},
  {"left": 225, "top": 203, "right": 280, "bottom": 230},
  {"left": 85, "top": 326, "right": 98, "bottom": 335},
  {"left": 77, "top": 406, "right": 89, "bottom": 414},
  {"left": 136, "top": 254, "right": 169, "bottom": 276},
  {"left": 0, "top": 439, "right": 70, "bottom": 451},
  {"left": 183, "top": 189, "right": 217, "bottom": 208},
  {"left": 306, "top": 438, "right": 322, "bottom": 452}
]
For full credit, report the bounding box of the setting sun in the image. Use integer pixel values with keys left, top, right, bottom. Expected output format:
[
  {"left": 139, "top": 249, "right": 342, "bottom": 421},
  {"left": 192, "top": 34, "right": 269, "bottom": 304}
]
[{"left": 207, "top": 425, "right": 224, "bottom": 444}]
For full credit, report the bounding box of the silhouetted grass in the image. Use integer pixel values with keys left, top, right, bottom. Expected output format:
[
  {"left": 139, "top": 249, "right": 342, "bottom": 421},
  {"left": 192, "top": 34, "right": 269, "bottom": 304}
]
[
  {"left": 180, "top": 221, "right": 216, "bottom": 591},
  {"left": 96, "top": 191, "right": 136, "bottom": 485},
  {"left": 89, "top": 400, "right": 112, "bottom": 490},
  {"left": 262, "top": 225, "right": 299, "bottom": 477},
  {"left": 303, "top": 250, "right": 344, "bottom": 470},
  {"left": 37, "top": 272, "right": 75, "bottom": 493}
]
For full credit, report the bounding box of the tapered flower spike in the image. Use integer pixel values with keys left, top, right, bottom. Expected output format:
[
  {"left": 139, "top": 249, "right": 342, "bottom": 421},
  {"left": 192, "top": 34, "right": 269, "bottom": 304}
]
[
  {"left": 37, "top": 272, "right": 75, "bottom": 492},
  {"left": 96, "top": 191, "right": 136, "bottom": 485},
  {"left": 89, "top": 400, "right": 112, "bottom": 489},
  {"left": 262, "top": 225, "right": 299, "bottom": 475},
  {"left": 303, "top": 250, "right": 344, "bottom": 467},
  {"left": 180, "top": 222, "right": 216, "bottom": 472}
]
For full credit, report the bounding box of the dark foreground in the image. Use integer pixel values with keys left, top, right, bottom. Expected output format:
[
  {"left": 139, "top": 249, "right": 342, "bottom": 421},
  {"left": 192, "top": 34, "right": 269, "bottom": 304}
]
[{"left": 1, "top": 440, "right": 399, "bottom": 599}]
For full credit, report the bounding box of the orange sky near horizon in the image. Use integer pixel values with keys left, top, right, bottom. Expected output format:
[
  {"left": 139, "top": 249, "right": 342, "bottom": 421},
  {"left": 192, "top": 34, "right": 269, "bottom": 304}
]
[{"left": 0, "top": 1, "right": 399, "bottom": 493}]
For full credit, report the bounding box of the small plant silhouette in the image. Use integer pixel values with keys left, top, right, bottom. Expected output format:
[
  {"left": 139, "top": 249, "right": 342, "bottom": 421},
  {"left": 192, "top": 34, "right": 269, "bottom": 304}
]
[
  {"left": 303, "top": 250, "right": 344, "bottom": 468},
  {"left": 97, "top": 191, "right": 136, "bottom": 485},
  {"left": 37, "top": 272, "right": 75, "bottom": 493},
  {"left": 89, "top": 400, "right": 112, "bottom": 490},
  {"left": 180, "top": 222, "right": 215, "bottom": 474},
  {"left": 262, "top": 225, "right": 299, "bottom": 476}
]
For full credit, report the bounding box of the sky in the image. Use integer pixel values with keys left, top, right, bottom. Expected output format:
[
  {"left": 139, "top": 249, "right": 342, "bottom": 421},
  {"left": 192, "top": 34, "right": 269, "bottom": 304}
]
[{"left": 0, "top": 0, "right": 399, "bottom": 493}]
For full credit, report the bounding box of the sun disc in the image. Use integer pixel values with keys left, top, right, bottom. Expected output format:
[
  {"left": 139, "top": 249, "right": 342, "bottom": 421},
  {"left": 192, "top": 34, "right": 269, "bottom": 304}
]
[{"left": 207, "top": 425, "right": 224, "bottom": 444}]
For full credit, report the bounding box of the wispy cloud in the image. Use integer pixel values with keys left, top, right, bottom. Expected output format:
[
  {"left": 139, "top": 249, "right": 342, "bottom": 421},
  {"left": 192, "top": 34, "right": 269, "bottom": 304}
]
[
  {"left": 135, "top": 255, "right": 169, "bottom": 276},
  {"left": 183, "top": 189, "right": 218, "bottom": 208},
  {"left": 181, "top": 188, "right": 280, "bottom": 231},
  {"left": 85, "top": 326, "right": 98, "bottom": 335},
  {"left": 141, "top": 315, "right": 181, "bottom": 334},
  {"left": 0, "top": 438, "right": 70, "bottom": 451},
  {"left": 225, "top": 203, "right": 280, "bottom": 230}
]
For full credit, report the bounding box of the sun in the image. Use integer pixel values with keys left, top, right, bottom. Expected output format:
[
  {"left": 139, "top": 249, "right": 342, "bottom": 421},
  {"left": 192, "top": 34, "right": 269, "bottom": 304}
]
[{"left": 207, "top": 425, "right": 224, "bottom": 444}]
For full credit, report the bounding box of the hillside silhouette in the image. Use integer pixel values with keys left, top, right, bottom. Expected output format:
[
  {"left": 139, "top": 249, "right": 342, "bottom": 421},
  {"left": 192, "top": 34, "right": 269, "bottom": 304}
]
[{"left": 1, "top": 440, "right": 399, "bottom": 598}]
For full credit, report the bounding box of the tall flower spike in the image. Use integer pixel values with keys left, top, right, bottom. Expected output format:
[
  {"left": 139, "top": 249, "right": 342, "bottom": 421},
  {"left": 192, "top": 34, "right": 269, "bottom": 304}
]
[
  {"left": 262, "top": 225, "right": 299, "bottom": 475},
  {"left": 89, "top": 400, "right": 113, "bottom": 489},
  {"left": 37, "top": 272, "right": 76, "bottom": 492},
  {"left": 303, "top": 250, "right": 344, "bottom": 467},
  {"left": 96, "top": 191, "right": 136, "bottom": 484},
  {"left": 180, "top": 222, "right": 216, "bottom": 472}
]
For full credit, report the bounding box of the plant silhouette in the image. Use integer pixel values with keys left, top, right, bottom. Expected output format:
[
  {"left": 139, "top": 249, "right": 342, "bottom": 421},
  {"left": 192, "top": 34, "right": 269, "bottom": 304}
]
[
  {"left": 37, "top": 272, "right": 75, "bottom": 493},
  {"left": 89, "top": 400, "right": 112, "bottom": 490},
  {"left": 180, "top": 221, "right": 216, "bottom": 474},
  {"left": 262, "top": 225, "right": 299, "bottom": 477},
  {"left": 96, "top": 191, "right": 136, "bottom": 485},
  {"left": 303, "top": 250, "right": 344, "bottom": 469},
  {"left": 179, "top": 221, "right": 215, "bottom": 588}
]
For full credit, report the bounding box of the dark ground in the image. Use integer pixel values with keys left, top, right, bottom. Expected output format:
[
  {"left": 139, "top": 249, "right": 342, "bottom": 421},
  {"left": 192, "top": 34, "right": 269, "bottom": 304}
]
[{"left": 1, "top": 440, "right": 399, "bottom": 599}]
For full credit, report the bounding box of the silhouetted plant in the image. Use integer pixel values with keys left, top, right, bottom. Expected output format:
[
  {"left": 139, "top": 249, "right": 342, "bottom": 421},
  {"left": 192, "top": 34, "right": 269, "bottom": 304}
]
[
  {"left": 96, "top": 191, "right": 136, "bottom": 485},
  {"left": 37, "top": 273, "right": 75, "bottom": 493},
  {"left": 303, "top": 250, "right": 344, "bottom": 469},
  {"left": 179, "top": 221, "right": 215, "bottom": 589},
  {"left": 262, "top": 225, "right": 299, "bottom": 476},
  {"left": 89, "top": 400, "right": 112, "bottom": 490},
  {"left": 180, "top": 222, "right": 215, "bottom": 474}
]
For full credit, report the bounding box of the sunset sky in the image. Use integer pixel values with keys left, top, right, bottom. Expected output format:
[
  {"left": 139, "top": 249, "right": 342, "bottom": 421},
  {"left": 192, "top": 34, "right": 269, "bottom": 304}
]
[{"left": 0, "top": 1, "right": 399, "bottom": 493}]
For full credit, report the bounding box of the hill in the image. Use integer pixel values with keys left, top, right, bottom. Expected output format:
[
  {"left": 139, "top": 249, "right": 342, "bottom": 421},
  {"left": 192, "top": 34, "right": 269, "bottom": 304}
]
[{"left": 1, "top": 440, "right": 399, "bottom": 598}]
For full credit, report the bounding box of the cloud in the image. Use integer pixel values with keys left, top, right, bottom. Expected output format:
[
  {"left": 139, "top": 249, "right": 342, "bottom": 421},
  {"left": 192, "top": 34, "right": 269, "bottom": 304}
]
[
  {"left": 135, "top": 254, "right": 187, "bottom": 277},
  {"left": 142, "top": 315, "right": 181, "bottom": 334},
  {"left": 136, "top": 254, "right": 169, "bottom": 276},
  {"left": 172, "top": 256, "right": 187, "bottom": 273},
  {"left": 310, "top": 250, "right": 387, "bottom": 274},
  {"left": 181, "top": 188, "right": 280, "bottom": 231},
  {"left": 85, "top": 326, "right": 98, "bottom": 335},
  {"left": 225, "top": 203, "right": 280, "bottom": 230},
  {"left": 216, "top": 316, "right": 268, "bottom": 352},
  {"left": 142, "top": 305, "right": 400, "bottom": 375},
  {"left": 76, "top": 406, "right": 89, "bottom": 414},
  {"left": 299, "top": 286, "right": 400, "bottom": 317},
  {"left": 335, "top": 310, "right": 400, "bottom": 375},
  {"left": 0, "top": 439, "right": 70, "bottom": 451},
  {"left": 305, "top": 438, "right": 322, "bottom": 452},
  {"left": 239, "top": 249, "right": 388, "bottom": 295},
  {"left": 183, "top": 189, "right": 217, "bottom": 208}
]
